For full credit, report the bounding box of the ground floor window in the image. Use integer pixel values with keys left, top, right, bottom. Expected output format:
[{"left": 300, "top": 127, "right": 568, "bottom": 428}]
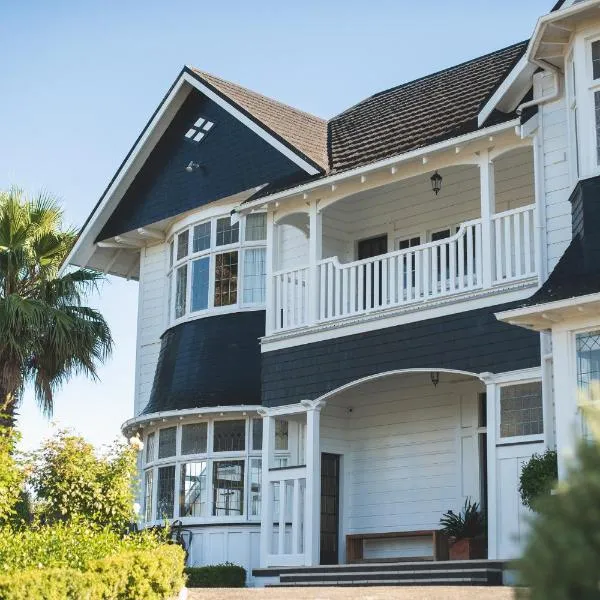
[
  {"left": 213, "top": 460, "right": 245, "bottom": 516},
  {"left": 499, "top": 381, "right": 543, "bottom": 438}
]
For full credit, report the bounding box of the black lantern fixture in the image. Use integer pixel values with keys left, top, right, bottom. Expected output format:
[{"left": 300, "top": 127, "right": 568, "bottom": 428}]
[
  {"left": 430, "top": 170, "right": 443, "bottom": 195},
  {"left": 430, "top": 371, "right": 440, "bottom": 387}
]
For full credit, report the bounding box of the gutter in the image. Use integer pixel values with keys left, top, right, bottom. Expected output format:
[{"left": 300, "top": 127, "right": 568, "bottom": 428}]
[{"left": 516, "top": 58, "right": 562, "bottom": 116}]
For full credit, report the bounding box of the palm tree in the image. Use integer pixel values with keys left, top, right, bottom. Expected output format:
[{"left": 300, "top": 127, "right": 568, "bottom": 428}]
[{"left": 0, "top": 188, "right": 113, "bottom": 425}]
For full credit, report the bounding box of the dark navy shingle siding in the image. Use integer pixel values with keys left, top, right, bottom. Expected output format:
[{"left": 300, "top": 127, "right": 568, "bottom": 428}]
[
  {"left": 261, "top": 302, "right": 540, "bottom": 406},
  {"left": 143, "top": 311, "right": 265, "bottom": 414},
  {"left": 98, "top": 90, "right": 306, "bottom": 241}
]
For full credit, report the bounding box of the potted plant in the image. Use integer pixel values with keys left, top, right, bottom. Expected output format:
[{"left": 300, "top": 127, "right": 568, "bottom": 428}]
[{"left": 440, "top": 498, "right": 486, "bottom": 560}]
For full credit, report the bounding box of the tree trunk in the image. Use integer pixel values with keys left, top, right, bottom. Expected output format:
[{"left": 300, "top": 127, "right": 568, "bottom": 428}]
[{"left": 0, "top": 386, "right": 17, "bottom": 430}]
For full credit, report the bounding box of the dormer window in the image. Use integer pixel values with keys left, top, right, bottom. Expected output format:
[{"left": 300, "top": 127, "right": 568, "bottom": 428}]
[{"left": 168, "top": 213, "right": 267, "bottom": 323}]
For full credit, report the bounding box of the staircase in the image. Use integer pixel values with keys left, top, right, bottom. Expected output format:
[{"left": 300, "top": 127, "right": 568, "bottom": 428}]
[{"left": 253, "top": 560, "right": 506, "bottom": 587}]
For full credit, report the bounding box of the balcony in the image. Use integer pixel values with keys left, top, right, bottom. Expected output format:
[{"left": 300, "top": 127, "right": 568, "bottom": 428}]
[{"left": 264, "top": 146, "right": 539, "bottom": 335}]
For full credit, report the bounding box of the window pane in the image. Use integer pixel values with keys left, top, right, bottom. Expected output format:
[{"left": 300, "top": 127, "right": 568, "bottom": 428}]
[
  {"left": 214, "top": 420, "right": 246, "bottom": 452},
  {"left": 245, "top": 213, "right": 266, "bottom": 241},
  {"left": 144, "top": 470, "right": 154, "bottom": 522},
  {"left": 177, "top": 230, "right": 189, "bottom": 260},
  {"left": 213, "top": 460, "right": 244, "bottom": 516},
  {"left": 158, "top": 427, "right": 177, "bottom": 458},
  {"left": 252, "top": 418, "right": 263, "bottom": 451},
  {"left": 181, "top": 423, "right": 207, "bottom": 455},
  {"left": 595, "top": 92, "right": 600, "bottom": 165},
  {"left": 500, "top": 382, "right": 543, "bottom": 438},
  {"left": 169, "top": 240, "right": 174, "bottom": 268},
  {"left": 216, "top": 217, "right": 239, "bottom": 246},
  {"left": 214, "top": 251, "right": 238, "bottom": 307},
  {"left": 243, "top": 248, "right": 266, "bottom": 304},
  {"left": 249, "top": 458, "right": 262, "bottom": 517},
  {"left": 180, "top": 461, "right": 208, "bottom": 517},
  {"left": 275, "top": 419, "right": 289, "bottom": 451},
  {"left": 191, "top": 258, "right": 209, "bottom": 312},
  {"left": 175, "top": 265, "right": 187, "bottom": 318},
  {"left": 157, "top": 465, "right": 175, "bottom": 519},
  {"left": 593, "top": 41, "right": 600, "bottom": 80},
  {"left": 577, "top": 331, "right": 600, "bottom": 402},
  {"left": 193, "top": 222, "right": 211, "bottom": 253},
  {"left": 145, "top": 432, "right": 155, "bottom": 463}
]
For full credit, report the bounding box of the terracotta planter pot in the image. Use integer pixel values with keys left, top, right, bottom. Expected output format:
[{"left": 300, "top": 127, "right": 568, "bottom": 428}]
[{"left": 448, "top": 537, "right": 487, "bottom": 560}]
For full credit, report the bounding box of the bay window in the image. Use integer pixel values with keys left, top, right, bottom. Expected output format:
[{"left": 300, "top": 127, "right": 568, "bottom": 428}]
[
  {"left": 168, "top": 213, "right": 266, "bottom": 322},
  {"left": 142, "top": 416, "right": 263, "bottom": 523}
]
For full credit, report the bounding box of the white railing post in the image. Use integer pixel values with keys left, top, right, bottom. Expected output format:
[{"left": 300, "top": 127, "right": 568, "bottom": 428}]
[
  {"left": 304, "top": 402, "right": 322, "bottom": 566},
  {"left": 259, "top": 412, "right": 274, "bottom": 567},
  {"left": 479, "top": 150, "right": 495, "bottom": 288},
  {"left": 265, "top": 212, "right": 276, "bottom": 334},
  {"left": 308, "top": 201, "right": 322, "bottom": 325}
]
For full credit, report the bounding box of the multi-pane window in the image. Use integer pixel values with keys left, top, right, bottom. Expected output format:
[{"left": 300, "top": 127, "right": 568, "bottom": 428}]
[
  {"left": 275, "top": 419, "right": 289, "bottom": 451},
  {"left": 144, "top": 470, "right": 154, "bottom": 522},
  {"left": 214, "top": 252, "right": 238, "bottom": 307},
  {"left": 146, "top": 432, "right": 156, "bottom": 463},
  {"left": 181, "top": 423, "right": 208, "bottom": 455},
  {"left": 157, "top": 465, "right": 176, "bottom": 519},
  {"left": 180, "top": 461, "right": 208, "bottom": 517},
  {"left": 500, "top": 382, "right": 543, "bottom": 438},
  {"left": 249, "top": 458, "right": 262, "bottom": 517},
  {"left": 576, "top": 331, "right": 600, "bottom": 403},
  {"left": 213, "top": 460, "right": 244, "bottom": 516},
  {"left": 588, "top": 40, "right": 600, "bottom": 166},
  {"left": 214, "top": 420, "right": 246, "bottom": 452},
  {"left": 158, "top": 427, "right": 177, "bottom": 459},
  {"left": 169, "top": 214, "right": 267, "bottom": 321},
  {"left": 595, "top": 91, "right": 600, "bottom": 165},
  {"left": 216, "top": 217, "right": 239, "bottom": 246},
  {"left": 252, "top": 418, "right": 263, "bottom": 451},
  {"left": 593, "top": 41, "right": 600, "bottom": 81}
]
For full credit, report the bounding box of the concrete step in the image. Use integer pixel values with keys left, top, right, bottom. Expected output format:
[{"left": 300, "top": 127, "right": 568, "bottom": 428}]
[{"left": 268, "top": 577, "right": 492, "bottom": 587}]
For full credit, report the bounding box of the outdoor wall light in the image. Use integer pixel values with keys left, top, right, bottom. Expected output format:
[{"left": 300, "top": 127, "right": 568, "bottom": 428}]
[
  {"left": 430, "top": 371, "right": 440, "bottom": 387},
  {"left": 185, "top": 161, "right": 200, "bottom": 173},
  {"left": 430, "top": 170, "right": 443, "bottom": 195}
]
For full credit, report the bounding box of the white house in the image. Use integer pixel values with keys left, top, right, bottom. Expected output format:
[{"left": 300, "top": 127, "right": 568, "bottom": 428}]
[{"left": 65, "top": 0, "right": 600, "bottom": 587}]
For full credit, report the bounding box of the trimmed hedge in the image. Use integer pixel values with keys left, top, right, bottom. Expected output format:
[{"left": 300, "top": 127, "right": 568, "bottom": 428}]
[
  {"left": 185, "top": 563, "right": 246, "bottom": 588},
  {"left": 0, "top": 545, "right": 185, "bottom": 600}
]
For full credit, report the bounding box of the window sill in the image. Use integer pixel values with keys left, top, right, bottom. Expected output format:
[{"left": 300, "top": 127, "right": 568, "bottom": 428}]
[{"left": 170, "top": 304, "right": 265, "bottom": 330}]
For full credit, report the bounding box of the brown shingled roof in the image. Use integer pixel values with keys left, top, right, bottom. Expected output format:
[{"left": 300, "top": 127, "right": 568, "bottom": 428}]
[
  {"left": 328, "top": 41, "right": 528, "bottom": 174},
  {"left": 190, "top": 68, "right": 328, "bottom": 172}
]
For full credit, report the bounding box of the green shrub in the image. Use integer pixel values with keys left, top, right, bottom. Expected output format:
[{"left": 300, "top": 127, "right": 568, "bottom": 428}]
[
  {"left": 519, "top": 449, "right": 558, "bottom": 510},
  {"left": 185, "top": 563, "right": 246, "bottom": 587},
  {"left": 0, "top": 426, "right": 24, "bottom": 526},
  {"left": 0, "top": 546, "right": 185, "bottom": 600}
]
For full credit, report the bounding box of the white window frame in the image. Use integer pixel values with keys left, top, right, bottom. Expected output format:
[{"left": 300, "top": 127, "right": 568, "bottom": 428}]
[
  {"left": 167, "top": 212, "right": 267, "bottom": 326},
  {"left": 496, "top": 376, "right": 545, "bottom": 445},
  {"left": 566, "top": 49, "right": 581, "bottom": 184},
  {"left": 587, "top": 36, "right": 600, "bottom": 170}
]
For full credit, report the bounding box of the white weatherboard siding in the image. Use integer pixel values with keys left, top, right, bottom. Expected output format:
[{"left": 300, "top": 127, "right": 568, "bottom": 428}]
[
  {"left": 537, "top": 71, "right": 572, "bottom": 275},
  {"left": 320, "top": 372, "right": 484, "bottom": 561},
  {"left": 134, "top": 243, "right": 168, "bottom": 415},
  {"left": 187, "top": 525, "right": 261, "bottom": 586}
]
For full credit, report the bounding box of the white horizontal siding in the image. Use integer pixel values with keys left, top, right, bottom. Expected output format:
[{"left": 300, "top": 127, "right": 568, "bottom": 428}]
[
  {"left": 537, "top": 71, "right": 572, "bottom": 274},
  {"left": 134, "top": 242, "right": 167, "bottom": 415},
  {"left": 321, "top": 372, "right": 483, "bottom": 559}
]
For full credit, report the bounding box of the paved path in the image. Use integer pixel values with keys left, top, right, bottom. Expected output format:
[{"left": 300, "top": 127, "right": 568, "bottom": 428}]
[{"left": 187, "top": 587, "right": 516, "bottom": 599}]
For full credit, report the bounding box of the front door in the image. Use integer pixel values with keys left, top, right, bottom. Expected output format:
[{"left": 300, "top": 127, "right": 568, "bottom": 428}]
[
  {"left": 320, "top": 453, "right": 340, "bottom": 565},
  {"left": 357, "top": 235, "right": 388, "bottom": 309}
]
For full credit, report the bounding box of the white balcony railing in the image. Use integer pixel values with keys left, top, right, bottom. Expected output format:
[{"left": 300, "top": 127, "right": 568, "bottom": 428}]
[{"left": 270, "top": 205, "right": 537, "bottom": 333}]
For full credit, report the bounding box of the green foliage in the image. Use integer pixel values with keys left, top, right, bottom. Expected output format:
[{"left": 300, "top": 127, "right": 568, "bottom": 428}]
[
  {"left": 516, "top": 439, "right": 600, "bottom": 600},
  {"left": 0, "top": 426, "right": 23, "bottom": 526},
  {"left": 440, "top": 498, "right": 485, "bottom": 540},
  {"left": 0, "top": 520, "right": 166, "bottom": 572},
  {"left": 27, "top": 430, "right": 139, "bottom": 531},
  {"left": 0, "top": 187, "right": 112, "bottom": 420},
  {"left": 519, "top": 449, "right": 558, "bottom": 510},
  {"left": 185, "top": 563, "right": 246, "bottom": 588},
  {"left": 0, "top": 545, "right": 185, "bottom": 600}
]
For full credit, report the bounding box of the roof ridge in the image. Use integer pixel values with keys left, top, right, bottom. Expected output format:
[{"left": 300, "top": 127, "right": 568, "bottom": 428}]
[
  {"left": 333, "top": 39, "right": 529, "bottom": 120},
  {"left": 188, "top": 67, "right": 327, "bottom": 124}
]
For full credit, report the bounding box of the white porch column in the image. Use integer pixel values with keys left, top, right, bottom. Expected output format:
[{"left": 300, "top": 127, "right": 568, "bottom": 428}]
[
  {"left": 308, "top": 200, "right": 322, "bottom": 325},
  {"left": 259, "top": 412, "right": 275, "bottom": 567},
  {"left": 479, "top": 150, "right": 495, "bottom": 288},
  {"left": 482, "top": 375, "right": 498, "bottom": 560},
  {"left": 265, "top": 211, "right": 277, "bottom": 335},
  {"left": 304, "top": 401, "right": 322, "bottom": 566}
]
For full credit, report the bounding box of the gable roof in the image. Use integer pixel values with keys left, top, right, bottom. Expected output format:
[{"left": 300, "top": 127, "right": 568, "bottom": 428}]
[
  {"left": 190, "top": 69, "right": 329, "bottom": 172},
  {"left": 327, "top": 41, "right": 528, "bottom": 174}
]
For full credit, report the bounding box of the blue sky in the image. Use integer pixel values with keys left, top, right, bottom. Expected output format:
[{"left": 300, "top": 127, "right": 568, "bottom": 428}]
[{"left": 1, "top": 0, "right": 553, "bottom": 450}]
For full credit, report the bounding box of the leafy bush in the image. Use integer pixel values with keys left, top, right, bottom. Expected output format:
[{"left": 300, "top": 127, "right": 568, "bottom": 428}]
[
  {"left": 0, "top": 426, "right": 24, "bottom": 526},
  {"left": 519, "top": 449, "right": 558, "bottom": 510},
  {"left": 185, "top": 563, "right": 246, "bottom": 587},
  {"left": 0, "top": 546, "right": 185, "bottom": 600},
  {"left": 440, "top": 498, "right": 485, "bottom": 540},
  {"left": 28, "top": 430, "right": 139, "bottom": 530},
  {"left": 0, "top": 521, "right": 166, "bottom": 572}
]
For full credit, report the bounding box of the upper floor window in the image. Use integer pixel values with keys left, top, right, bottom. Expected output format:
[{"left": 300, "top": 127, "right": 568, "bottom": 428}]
[
  {"left": 168, "top": 213, "right": 267, "bottom": 323},
  {"left": 588, "top": 39, "right": 600, "bottom": 167}
]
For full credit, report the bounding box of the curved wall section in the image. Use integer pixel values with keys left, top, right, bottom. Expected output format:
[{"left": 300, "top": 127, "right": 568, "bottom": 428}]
[{"left": 144, "top": 310, "right": 265, "bottom": 414}]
